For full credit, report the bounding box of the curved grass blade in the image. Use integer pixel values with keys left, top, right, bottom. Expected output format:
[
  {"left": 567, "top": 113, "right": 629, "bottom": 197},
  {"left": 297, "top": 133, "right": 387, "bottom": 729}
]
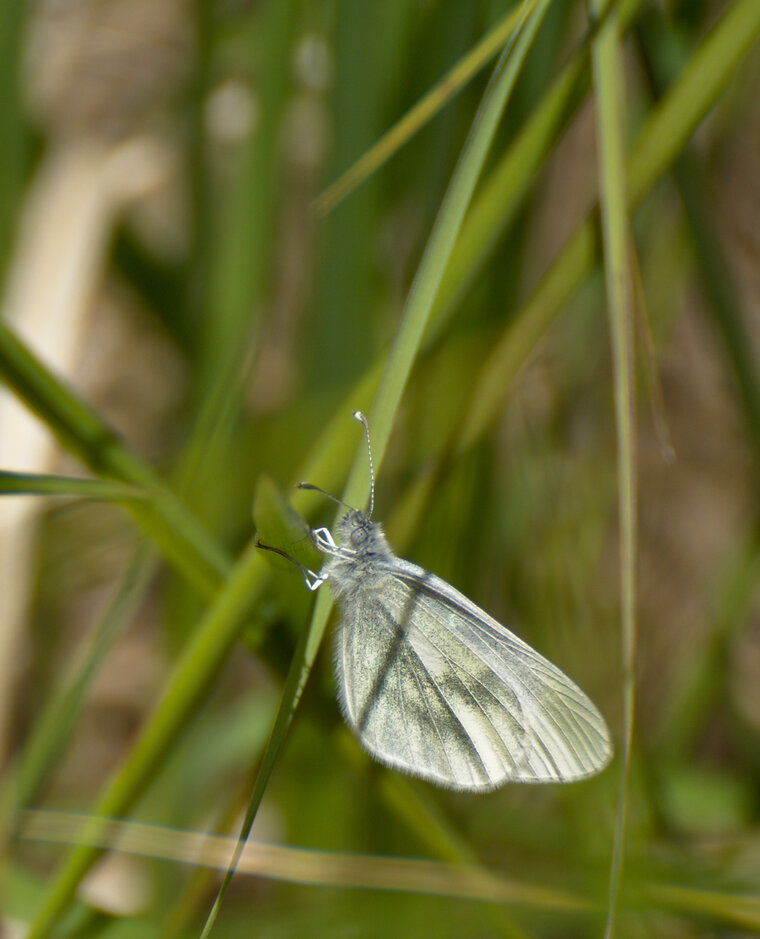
[{"left": 198, "top": 3, "right": 554, "bottom": 935}]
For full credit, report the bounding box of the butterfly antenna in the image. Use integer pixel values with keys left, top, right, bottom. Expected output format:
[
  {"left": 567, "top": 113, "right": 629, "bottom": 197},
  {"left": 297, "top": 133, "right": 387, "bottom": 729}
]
[
  {"left": 352, "top": 410, "right": 375, "bottom": 518},
  {"left": 295, "top": 481, "right": 352, "bottom": 510}
]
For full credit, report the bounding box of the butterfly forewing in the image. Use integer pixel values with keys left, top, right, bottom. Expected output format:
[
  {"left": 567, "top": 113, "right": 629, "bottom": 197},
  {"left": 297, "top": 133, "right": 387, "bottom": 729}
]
[
  {"left": 334, "top": 558, "right": 611, "bottom": 791},
  {"left": 336, "top": 579, "right": 524, "bottom": 789}
]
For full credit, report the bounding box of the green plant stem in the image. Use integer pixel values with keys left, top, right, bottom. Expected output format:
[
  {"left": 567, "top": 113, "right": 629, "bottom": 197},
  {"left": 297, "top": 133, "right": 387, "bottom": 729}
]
[{"left": 587, "top": 0, "right": 637, "bottom": 935}]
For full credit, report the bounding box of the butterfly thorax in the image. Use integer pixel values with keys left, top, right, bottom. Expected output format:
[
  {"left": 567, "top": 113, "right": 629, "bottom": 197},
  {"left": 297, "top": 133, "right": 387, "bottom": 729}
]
[{"left": 318, "top": 509, "right": 395, "bottom": 597}]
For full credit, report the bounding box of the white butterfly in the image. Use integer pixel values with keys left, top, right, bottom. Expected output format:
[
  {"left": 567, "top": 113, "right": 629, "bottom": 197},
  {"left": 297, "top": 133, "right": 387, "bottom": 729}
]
[{"left": 273, "top": 413, "right": 612, "bottom": 792}]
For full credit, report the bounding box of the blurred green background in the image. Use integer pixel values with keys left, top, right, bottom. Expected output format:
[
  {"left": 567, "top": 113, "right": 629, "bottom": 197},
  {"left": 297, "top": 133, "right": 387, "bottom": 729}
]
[{"left": 2, "top": 0, "right": 760, "bottom": 936}]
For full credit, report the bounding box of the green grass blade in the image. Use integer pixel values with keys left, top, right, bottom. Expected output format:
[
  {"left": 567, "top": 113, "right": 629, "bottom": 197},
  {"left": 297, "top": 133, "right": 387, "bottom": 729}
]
[
  {"left": 587, "top": 1, "right": 637, "bottom": 935},
  {"left": 0, "top": 320, "right": 231, "bottom": 594},
  {"left": 351, "top": 0, "right": 547, "bottom": 494},
  {"left": 428, "top": 42, "right": 588, "bottom": 336},
  {"left": 198, "top": 4, "right": 555, "bottom": 935},
  {"left": 0, "top": 471, "right": 149, "bottom": 501},
  {"left": 312, "top": 2, "right": 526, "bottom": 218}
]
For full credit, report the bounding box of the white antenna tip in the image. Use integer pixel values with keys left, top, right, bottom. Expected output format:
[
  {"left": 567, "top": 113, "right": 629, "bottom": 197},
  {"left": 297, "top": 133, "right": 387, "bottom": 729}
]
[{"left": 351, "top": 410, "right": 374, "bottom": 518}]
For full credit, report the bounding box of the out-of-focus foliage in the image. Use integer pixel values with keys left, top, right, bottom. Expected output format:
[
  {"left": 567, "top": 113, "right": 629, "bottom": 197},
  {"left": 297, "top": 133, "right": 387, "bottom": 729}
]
[{"left": 2, "top": 1, "right": 760, "bottom": 937}]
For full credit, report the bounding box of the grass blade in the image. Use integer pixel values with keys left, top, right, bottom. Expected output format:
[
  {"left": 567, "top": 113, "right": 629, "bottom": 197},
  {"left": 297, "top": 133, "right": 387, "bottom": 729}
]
[
  {"left": 586, "top": 0, "right": 637, "bottom": 934},
  {"left": 0, "top": 471, "right": 149, "bottom": 501},
  {"left": 198, "top": 3, "right": 554, "bottom": 935}
]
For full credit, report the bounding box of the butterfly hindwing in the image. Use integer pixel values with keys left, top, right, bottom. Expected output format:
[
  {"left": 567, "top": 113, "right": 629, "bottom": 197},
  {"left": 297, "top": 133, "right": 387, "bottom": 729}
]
[{"left": 334, "top": 559, "right": 611, "bottom": 791}]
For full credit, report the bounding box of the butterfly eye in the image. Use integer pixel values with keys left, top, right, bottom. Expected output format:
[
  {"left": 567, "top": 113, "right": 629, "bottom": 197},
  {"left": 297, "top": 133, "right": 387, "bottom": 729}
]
[{"left": 350, "top": 527, "right": 367, "bottom": 546}]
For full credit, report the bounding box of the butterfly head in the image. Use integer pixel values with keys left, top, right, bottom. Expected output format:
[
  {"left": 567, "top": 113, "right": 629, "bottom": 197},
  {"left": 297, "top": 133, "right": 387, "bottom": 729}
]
[
  {"left": 308, "top": 508, "right": 390, "bottom": 562},
  {"left": 335, "top": 509, "right": 388, "bottom": 556},
  {"left": 303, "top": 412, "right": 393, "bottom": 576}
]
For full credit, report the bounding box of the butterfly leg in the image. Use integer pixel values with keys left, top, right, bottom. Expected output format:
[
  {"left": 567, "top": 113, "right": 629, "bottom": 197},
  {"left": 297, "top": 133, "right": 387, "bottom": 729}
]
[
  {"left": 310, "top": 527, "right": 338, "bottom": 553},
  {"left": 256, "top": 538, "right": 326, "bottom": 591},
  {"left": 302, "top": 568, "right": 328, "bottom": 591}
]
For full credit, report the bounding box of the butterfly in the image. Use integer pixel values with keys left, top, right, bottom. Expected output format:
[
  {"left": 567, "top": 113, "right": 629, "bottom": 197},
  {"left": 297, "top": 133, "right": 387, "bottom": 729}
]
[{"left": 263, "top": 412, "right": 612, "bottom": 791}]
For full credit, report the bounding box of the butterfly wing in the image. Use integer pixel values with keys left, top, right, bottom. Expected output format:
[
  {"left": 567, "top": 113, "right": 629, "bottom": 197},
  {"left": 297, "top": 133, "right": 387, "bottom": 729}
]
[{"left": 334, "top": 559, "right": 612, "bottom": 791}]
